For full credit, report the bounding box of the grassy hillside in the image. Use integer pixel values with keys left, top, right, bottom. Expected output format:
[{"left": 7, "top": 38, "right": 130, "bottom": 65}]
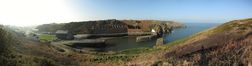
[
  {"left": 36, "top": 23, "right": 65, "bottom": 32},
  {"left": 0, "top": 25, "right": 59, "bottom": 66},
  {"left": 127, "top": 18, "right": 252, "bottom": 66},
  {"left": 36, "top": 19, "right": 183, "bottom": 34},
  {"left": 39, "top": 34, "right": 57, "bottom": 42},
  {"left": 1, "top": 18, "right": 251, "bottom": 66}
]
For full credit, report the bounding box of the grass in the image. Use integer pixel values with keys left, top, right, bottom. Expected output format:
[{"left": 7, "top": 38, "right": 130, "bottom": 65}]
[
  {"left": 81, "top": 20, "right": 224, "bottom": 64},
  {"left": 69, "top": 18, "right": 252, "bottom": 65},
  {"left": 3, "top": 18, "right": 252, "bottom": 66},
  {"left": 39, "top": 34, "right": 57, "bottom": 42},
  {"left": 120, "top": 47, "right": 155, "bottom": 54},
  {"left": 93, "top": 54, "right": 137, "bottom": 63}
]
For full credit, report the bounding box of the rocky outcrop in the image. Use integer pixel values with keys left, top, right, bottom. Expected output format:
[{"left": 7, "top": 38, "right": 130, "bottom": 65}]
[
  {"left": 155, "top": 38, "right": 164, "bottom": 46},
  {"left": 63, "top": 19, "right": 129, "bottom": 34},
  {"left": 36, "top": 19, "right": 184, "bottom": 35},
  {"left": 152, "top": 22, "right": 184, "bottom": 37},
  {"left": 136, "top": 35, "right": 158, "bottom": 42}
]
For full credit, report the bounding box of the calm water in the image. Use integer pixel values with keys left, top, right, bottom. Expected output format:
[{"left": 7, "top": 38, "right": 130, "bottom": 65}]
[
  {"left": 103, "top": 23, "right": 220, "bottom": 51},
  {"left": 164, "top": 23, "right": 220, "bottom": 43}
]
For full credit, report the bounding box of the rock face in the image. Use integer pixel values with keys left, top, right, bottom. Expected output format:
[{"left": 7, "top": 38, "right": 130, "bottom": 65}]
[
  {"left": 155, "top": 38, "right": 164, "bottom": 46},
  {"left": 36, "top": 19, "right": 184, "bottom": 35},
  {"left": 63, "top": 19, "right": 129, "bottom": 34},
  {"left": 154, "top": 25, "right": 164, "bottom": 37},
  {"left": 151, "top": 22, "right": 184, "bottom": 37}
]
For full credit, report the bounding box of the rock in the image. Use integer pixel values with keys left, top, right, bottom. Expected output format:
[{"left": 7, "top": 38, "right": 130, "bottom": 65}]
[
  {"left": 136, "top": 35, "right": 157, "bottom": 42},
  {"left": 155, "top": 38, "right": 164, "bottom": 46}
]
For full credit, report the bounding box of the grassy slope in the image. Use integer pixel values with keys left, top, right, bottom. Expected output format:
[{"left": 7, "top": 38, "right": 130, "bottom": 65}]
[
  {"left": 1, "top": 18, "right": 251, "bottom": 66},
  {"left": 36, "top": 19, "right": 183, "bottom": 34},
  {"left": 0, "top": 26, "right": 60, "bottom": 66},
  {"left": 83, "top": 18, "right": 252, "bottom": 65},
  {"left": 39, "top": 34, "right": 57, "bottom": 42},
  {"left": 126, "top": 18, "right": 252, "bottom": 65}
]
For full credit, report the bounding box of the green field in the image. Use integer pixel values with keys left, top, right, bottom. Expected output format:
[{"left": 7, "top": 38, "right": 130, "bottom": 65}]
[{"left": 39, "top": 34, "right": 57, "bottom": 42}]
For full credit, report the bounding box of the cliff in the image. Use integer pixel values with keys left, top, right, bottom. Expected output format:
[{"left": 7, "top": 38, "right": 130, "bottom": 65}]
[
  {"left": 1, "top": 18, "right": 252, "bottom": 66},
  {"left": 36, "top": 19, "right": 184, "bottom": 34},
  {"left": 128, "top": 18, "right": 252, "bottom": 66},
  {"left": 162, "top": 18, "right": 252, "bottom": 66}
]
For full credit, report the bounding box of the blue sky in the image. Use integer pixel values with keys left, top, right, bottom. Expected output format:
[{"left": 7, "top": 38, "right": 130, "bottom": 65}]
[
  {"left": 71, "top": 0, "right": 252, "bottom": 23},
  {"left": 0, "top": 0, "right": 252, "bottom": 26}
]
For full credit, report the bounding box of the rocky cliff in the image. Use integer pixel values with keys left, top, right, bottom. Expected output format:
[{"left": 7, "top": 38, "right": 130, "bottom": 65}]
[
  {"left": 163, "top": 18, "right": 252, "bottom": 65},
  {"left": 36, "top": 19, "right": 184, "bottom": 34}
]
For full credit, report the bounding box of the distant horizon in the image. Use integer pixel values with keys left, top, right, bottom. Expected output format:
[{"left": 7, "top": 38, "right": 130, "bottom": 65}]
[
  {"left": 0, "top": 0, "right": 252, "bottom": 26},
  {"left": 0, "top": 18, "right": 237, "bottom": 27}
]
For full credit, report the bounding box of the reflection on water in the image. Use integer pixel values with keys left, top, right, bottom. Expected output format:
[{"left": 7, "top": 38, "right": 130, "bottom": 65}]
[
  {"left": 91, "top": 23, "right": 220, "bottom": 51},
  {"left": 104, "top": 36, "right": 156, "bottom": 51}
]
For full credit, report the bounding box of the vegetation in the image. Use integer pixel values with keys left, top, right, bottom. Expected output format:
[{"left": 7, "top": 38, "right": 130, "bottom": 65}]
[
  {"left": 120, "top": 47, "right": 155, "bottom": 54},
  {"left": 36, "top": 23, "right": 65, "bottom": 32},
  {"left": 0, "top": 25, "right": 59, "bottom": 66},
  {"left": 36, "top": 19, "right": 183, "bottom": 34},
  {"left": 92, "top": 18, "right": 252, "bottom": 65},
  {"left": 0, "top": 25, "right": 14, "bottom": 65},
  {"left": 158, "top": 18, "right": 252, "bottom": 66},
  {"left": 39, "top": 34, "right": 57, "bottom": 42},
  {"left": 1, "top": 18, "right": 252, "bottom": 66}
]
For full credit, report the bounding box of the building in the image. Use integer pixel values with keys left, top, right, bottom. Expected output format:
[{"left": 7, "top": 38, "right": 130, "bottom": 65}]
[{"left": 55, "top": 30, "right": 74, "bottom": 40}]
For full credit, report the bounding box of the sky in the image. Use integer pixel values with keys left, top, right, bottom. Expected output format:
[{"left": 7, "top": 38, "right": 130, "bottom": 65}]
[{"left": 0, "top": 0, "right": 252, "bottom": 26}]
